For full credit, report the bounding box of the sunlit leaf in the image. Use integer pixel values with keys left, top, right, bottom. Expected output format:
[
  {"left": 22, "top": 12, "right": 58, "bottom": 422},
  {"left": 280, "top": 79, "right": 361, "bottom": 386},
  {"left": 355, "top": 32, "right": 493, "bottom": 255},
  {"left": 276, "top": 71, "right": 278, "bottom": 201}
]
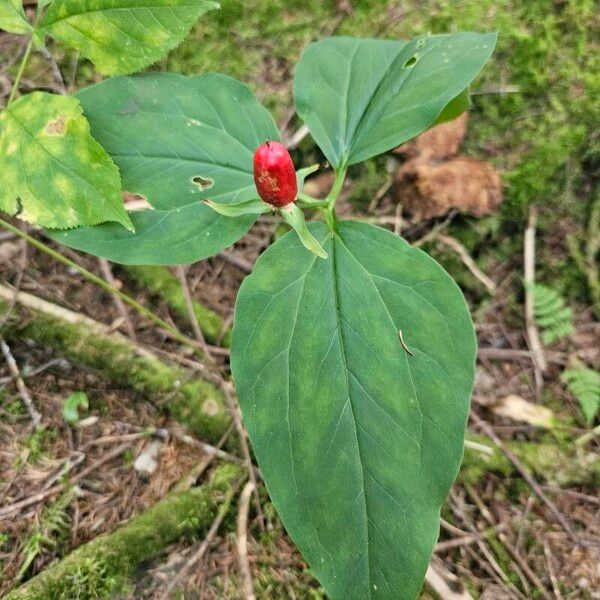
[
  {"left": 39, "top": 0, "right": 219, "bottom": 75},
  {"left": 0, "top": 0, "right": 32, "bottom": 34},
  {"left": 0, "top": 92, "right": 133, "bottom": 231}
]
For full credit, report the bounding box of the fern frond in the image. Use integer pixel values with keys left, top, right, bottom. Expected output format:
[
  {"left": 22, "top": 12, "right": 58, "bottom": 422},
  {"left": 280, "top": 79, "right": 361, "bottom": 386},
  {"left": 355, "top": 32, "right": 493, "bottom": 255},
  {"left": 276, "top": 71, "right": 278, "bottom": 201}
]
[
  {"left": 17, "top": 489, "right": 73, "bottom": 582},
  {"left": 562, "top": 368, "right": 600, "bottom": 424},
  {"left": 530, "top": 283, "right": 575, "bottom": 344}
]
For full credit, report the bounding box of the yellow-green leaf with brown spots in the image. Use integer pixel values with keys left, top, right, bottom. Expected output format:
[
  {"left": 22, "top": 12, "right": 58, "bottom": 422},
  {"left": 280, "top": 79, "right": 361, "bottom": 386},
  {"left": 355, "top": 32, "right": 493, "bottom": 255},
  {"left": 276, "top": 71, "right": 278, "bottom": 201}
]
[
  {"left": 0, "top": 92, "right": 133, "bottom": 231},
  {"left": 0, "top": 0, "right": 32, "bottom": 34},
  {"left": 38, "top": 0, "right": 220, "bottom": 76}
]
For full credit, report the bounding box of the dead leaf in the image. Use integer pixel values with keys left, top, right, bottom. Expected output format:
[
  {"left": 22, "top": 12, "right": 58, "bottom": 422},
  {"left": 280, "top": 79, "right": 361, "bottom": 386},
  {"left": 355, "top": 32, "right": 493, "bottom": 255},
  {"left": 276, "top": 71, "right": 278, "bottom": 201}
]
[
  {"left": 395, "top": 112, "right": 469, "bottom": 161},
  {"left": 394, "top": 156, "right": 503, "bottom": 221},
  {"left": 493, "top": 394, "right": 555, "bottom": 428}
]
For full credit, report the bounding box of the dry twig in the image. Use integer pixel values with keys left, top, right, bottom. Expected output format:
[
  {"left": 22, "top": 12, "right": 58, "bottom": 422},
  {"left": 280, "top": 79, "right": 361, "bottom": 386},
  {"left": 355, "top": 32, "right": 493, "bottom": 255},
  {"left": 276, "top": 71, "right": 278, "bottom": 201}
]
[
  {"left": 435, "top": 233, "right": 496, "bottom": 294},
  {"left": 237, "top": 481, "right": 257, "bottom": 600},
  {"left": 161, "top": 477, "right": 242, "bottom": 597},
  {"left": 176, "top": 265, "right": 208, "bottom": 350},
  {"left": 0, "top": 337, "right": 42, "bottom": 427},
  {"left": 98, "top": 258, "right": 138, "bottom": 340},
  {"left": 471, "top": 413, "right": 581, "bottom": 545},
  {"left": 523, "top": 205, "right": 547, "bottom": 390}
]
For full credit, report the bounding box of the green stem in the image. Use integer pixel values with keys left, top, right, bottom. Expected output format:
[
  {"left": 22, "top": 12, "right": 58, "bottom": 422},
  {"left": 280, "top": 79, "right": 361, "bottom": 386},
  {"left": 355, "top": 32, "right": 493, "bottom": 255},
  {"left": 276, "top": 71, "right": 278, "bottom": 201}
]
[
  {"left": 0, "top": 218, "right": 203, "bottom": 355},
  {"left": 8, "top": 36, "right": 34, "bottom": 105},
  {"left": 297, "top": 193, "right": 329, "bottom": 208},
  {"left": 322, "top": 166, "right": 348, "bottom": 232}
]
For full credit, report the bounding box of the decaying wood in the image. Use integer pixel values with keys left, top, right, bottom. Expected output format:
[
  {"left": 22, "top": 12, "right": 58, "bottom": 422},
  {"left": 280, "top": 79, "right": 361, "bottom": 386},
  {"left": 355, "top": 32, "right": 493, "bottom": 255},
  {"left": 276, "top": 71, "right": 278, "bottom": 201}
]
[
  {"left": 120, "top": 264, "right": 230, "bottom": 345},
  {"left": 4, "top": 464, "right": 243, "bottom": 600},
  {"left": 0, "top": 284, "right": 230, "bottom": 444}
]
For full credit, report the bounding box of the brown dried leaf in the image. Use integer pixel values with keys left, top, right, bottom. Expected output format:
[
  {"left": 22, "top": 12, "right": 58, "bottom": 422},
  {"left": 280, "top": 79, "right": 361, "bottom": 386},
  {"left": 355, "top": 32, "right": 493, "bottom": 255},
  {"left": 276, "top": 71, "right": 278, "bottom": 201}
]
[
  {"left": 394, "top": 112, "right": 469, "bottom": 161},
  {"left": 394, "top": 156, "right": 503, "bottom": 221}
]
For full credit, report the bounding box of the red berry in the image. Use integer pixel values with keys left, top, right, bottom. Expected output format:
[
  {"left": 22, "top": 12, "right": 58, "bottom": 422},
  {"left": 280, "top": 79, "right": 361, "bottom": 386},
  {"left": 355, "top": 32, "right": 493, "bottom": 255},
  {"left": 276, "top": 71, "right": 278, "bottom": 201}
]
[{"left": 253, "top": 141, "right": 298, "bottom": 207}]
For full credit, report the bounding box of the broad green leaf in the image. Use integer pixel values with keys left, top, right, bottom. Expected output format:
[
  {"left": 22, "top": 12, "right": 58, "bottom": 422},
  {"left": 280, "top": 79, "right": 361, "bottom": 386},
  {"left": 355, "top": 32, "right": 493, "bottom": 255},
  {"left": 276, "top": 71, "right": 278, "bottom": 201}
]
[
  {"left": 49, "top": 73, "right": 279, "bottom": 264},
  {"left": 294, "top": 33, "right": 497, "bottom": 168},
  {"left": 39, "top": 0, "right": 219, "bottom": 76},
  {"left": 280, "top": 203, "right": 328, "bottom": 259},
  {"left": 434, "top": 89, "right": 470, "bottom": 125},
  {"left": 0, "top": 0, "right": 32, "bottom": 33},
  {"left": 0, "top": 92, "right": 133, "bottom": 231},
  {"left": 63, "top": 391, "right": 88, "bottom": 424},
  {"left": 232, "top": 221, "right": 476, "bottom": 600}
]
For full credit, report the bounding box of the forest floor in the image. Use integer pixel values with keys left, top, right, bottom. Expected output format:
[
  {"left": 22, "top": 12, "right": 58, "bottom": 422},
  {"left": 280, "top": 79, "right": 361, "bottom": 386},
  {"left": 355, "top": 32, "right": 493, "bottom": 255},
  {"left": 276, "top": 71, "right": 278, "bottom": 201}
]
[{"left": 0, "top": 0, "right": 599, "bottom": 598}]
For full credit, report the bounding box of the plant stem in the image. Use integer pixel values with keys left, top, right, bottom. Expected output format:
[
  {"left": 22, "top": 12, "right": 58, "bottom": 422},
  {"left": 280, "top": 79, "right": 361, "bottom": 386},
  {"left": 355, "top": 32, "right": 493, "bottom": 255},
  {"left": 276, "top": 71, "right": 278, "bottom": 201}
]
[
  {"left": 8, "top": 36, "right": 34, "bottom": 105},
  {"left": 323, "top": 166, "right": 348, "bottom": 231},
  {"left": 0, "top": 218, "right": 204, "bottom": 355}
]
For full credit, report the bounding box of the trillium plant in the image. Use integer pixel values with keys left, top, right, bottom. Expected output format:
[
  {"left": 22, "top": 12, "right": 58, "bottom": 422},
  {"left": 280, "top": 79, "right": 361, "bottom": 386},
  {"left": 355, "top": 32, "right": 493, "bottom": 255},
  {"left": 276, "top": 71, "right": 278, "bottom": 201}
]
[{"left": 0, "top": 3, "right": 497, "bottom": 596}]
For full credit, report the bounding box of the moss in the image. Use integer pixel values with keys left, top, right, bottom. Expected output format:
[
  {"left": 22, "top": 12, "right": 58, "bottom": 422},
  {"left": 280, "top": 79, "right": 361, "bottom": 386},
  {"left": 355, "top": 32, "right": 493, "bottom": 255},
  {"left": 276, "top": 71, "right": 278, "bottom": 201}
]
[
  {"left": 0, "top": 299, "right": 230, "bottom": 444},
  {"left": 120, "top": 265, "right": 230, "bottom": 346},
  {"left": 460, "top": 434, "right": 600, "bottom": 487},
  {"left": 5, "top": 464, "right": 242, "bottom": 600}
]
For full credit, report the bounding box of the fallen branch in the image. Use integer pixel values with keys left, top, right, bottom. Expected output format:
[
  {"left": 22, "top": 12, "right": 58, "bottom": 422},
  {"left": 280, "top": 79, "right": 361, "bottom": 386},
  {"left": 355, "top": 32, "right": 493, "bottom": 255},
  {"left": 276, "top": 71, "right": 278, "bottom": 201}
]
[
  {"left": 0, "top": 284, "right": 230, "bottom": 444},
  {"left": 161, "top": 471, "right": 243, "bottom": 597},
  {"left": 5, "top": 464, "right": 242, "bottom": 600},
  {"left": 121, "top": 265, "right": 230, "bottom": 345}
]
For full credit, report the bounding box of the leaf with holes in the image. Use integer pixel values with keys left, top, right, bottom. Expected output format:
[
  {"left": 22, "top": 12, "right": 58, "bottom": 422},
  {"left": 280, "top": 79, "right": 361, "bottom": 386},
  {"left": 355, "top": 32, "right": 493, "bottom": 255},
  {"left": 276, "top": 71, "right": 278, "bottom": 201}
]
[
  {"left": 39, "top": 0, "right": 219, "bottom": 76},
  {"left": 0, "top": 92, "right": 133, "bottom": 231},
  {"left": 0, "top": 0, "right": 32, "bottom": 33},
  {"left": 294, "top": 33, "right": 497, "bottom": 168},
  {"left": 231, "top": 220, "right": 476, "bottom": 600},
  {"left": 48, "top": 73, "right": 279, "bottom": 264}
]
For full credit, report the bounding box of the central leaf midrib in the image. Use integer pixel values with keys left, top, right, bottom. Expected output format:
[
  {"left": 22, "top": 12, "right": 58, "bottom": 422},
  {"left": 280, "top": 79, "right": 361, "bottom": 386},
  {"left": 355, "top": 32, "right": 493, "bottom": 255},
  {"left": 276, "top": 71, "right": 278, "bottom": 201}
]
[{"left": 330, "top": 232, "right": 374, "bottom": 597}]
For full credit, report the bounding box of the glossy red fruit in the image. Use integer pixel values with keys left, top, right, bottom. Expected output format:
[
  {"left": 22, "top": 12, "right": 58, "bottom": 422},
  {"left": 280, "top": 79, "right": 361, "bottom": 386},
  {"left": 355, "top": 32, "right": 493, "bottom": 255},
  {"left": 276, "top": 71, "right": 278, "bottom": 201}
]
[{"left": 253, "top": 141, "right": 298, "bottom": 207}]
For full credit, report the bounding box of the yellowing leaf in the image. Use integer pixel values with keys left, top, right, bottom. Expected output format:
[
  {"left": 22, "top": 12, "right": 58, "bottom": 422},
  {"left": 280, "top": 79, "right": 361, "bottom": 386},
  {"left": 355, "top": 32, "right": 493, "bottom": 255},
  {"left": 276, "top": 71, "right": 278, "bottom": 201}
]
[
  {"left": 0, "top": 92, "right": 133, "bottom": 231},
  {"left": 0, "top": 0, "right": 32, "bottom": 34},
  {"left": 39, "top": 0, "right": 220, "bottom": 76}
]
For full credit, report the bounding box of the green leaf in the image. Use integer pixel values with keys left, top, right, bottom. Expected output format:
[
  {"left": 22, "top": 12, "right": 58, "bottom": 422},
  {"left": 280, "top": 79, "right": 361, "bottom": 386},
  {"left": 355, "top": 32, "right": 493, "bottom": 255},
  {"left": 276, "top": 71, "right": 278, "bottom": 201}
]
[
  {"left": 0, "top": 0, "right": 32, "bottom": 33},
  {"left": 62, "top": 391, "right": 88, "bottom": 424},
  {"left": 39, "top": 0, "right": 219, "bottom": 76},
  {"left": 280, "top": 203, "right": 328, "bottom": 259},
  {"left": 48, "top": 73, "right": 280, "bottom": 265},
  {"left": 205, "top": 198, "right": 271, "bottom": 218},
  {"left": 294, "top": 33, "right": 497, "bottom": 168},
  {"left": 296, "top": 163, "right": 320, "bottom": 188},
  {"left": 0, "top": 92, "right": 133, "bottom": 231},
  {"left": 434, "top": 89, "right": 470, "bottom": 125},
  {"left": 231, "top": 220, "right": 476, "bottom": 600}
]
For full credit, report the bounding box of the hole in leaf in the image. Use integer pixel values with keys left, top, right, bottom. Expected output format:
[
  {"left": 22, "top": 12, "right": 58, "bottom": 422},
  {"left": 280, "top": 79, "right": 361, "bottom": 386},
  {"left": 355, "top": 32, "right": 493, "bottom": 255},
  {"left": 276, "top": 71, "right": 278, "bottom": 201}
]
[
  {"left": 123, "top": 191, "right": 153, "bottom": 211},
  {"left": 403, "top": 56, "right": 417, "bottom": 68},
  {"left": 192, "top": 176, "right": 214, "bottom": 191}
]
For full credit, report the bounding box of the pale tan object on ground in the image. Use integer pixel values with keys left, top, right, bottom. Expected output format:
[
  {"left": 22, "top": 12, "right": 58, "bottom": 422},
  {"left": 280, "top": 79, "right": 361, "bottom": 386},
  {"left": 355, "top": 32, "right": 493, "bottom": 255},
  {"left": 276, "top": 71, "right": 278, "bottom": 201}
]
[{"left": 396, "top": 156, "right": 503, "bottom": 221}]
